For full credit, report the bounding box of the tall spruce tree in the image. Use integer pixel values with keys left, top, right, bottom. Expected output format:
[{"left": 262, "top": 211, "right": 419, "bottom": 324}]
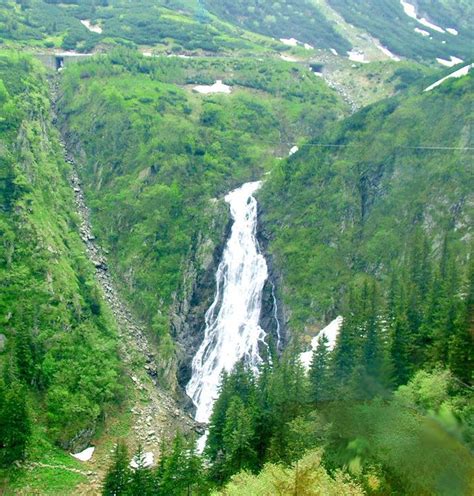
[
  {"left": 103, "top": 441, "right": 131, "bottom": 496},
  {"left": 309, "top": 334, "right": 331, "bottom": 404},
  {"left": 0, "top": 379, "right": 31, "bottom": 466}
]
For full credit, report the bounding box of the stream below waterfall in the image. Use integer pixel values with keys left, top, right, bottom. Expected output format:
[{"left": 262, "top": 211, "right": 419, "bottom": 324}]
[{"left": 186, "top": 182, "right": 270, "bottom": 438}]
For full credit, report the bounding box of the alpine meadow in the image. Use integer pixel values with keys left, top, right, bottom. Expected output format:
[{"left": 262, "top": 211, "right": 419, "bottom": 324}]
[{"left": 0, "top": 1, "right": 472, "bottom": 495}]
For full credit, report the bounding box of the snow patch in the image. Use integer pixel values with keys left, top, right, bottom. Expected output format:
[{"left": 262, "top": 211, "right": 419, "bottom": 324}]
[
  {"left": 130, "top": 452, "right": 154, "bottom": 469},
  {"left": 436, "top": 55, "right": 464, "bottom": 67},
  {"left": 304, "top": 43, "right": 314, "bottom": 50},
  {"left": 347, "top": 49, "right": 369, "bottom": 63},
  {"left": 414, "top": 27, "right": 430, "bottom": 37},
  {"left": 424, "top": 63, "right": 474, "bottom": 92},
  {"left": 400, "top": 1, "right": 445, "bottom": 33},
  {"left": 80, "top": 19, "right": 102, "bottom": 34},
  {"left": 446, "top": 28, "right": 458, "bottom": 36},
  {"left": 376, "top": 44, "right": 401, "bottom": 61},
  {"left": 300, "top": 316, "right": 343, "bottom": 370},
  {"left": 193, "top": 80, "right": 231, "bottom": 94},
  {"left": 330, "top": 48, "right": 338, "bottom": 56},
  {"left": 71, "top": 447, "right": 95, "bottom": 462},
  {"left": 289, "top": 145, "right": 299, "bottom": 156},
  {"left": 280, "top": 37, "right": 299, "bottom": 47}
]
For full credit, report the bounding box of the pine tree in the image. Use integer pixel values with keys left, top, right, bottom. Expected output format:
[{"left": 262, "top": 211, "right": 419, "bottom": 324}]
[
  {"left": 448, "top": 259, "right": 474, "bottom": 384},
  {"left": 0, "top": 379, "right": 31, "bottom": 466},
  {"left": 308, "top": 334, "right": 331, "bottom": 404},
  {"left": 103, "top": 441, "right": 131, "bottom": 496},
  {"left": 128, "top": 444, "right": 153, "bottom": 496},
  {"left": 222, "top": 396, "right": 257, "bottom": 478},
  {"left": 156, "top": 434, "right": 205, "bottom": 496}
]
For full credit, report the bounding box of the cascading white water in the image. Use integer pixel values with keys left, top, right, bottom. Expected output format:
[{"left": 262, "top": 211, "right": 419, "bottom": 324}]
[{"left": 186, "top": 181, "right": 268, "bottom": 425}]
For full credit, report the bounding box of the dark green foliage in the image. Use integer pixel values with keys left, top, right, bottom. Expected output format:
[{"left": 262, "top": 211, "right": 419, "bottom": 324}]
[
  {"left": 155, "top": 434, "right": 205, "bottom": 495},
  {"left": 260, "top": 71, "right": 473, "bottom": 331},
  {"left": 0, "top": 51, "right": 122, "bottom": 450},
  {"left": 103, "top": 441, "right": 132, "bottom": 496},
  {"left": 0, "top": 379, "right": 31, "bottom": 466},
  {"left": 328, "top": 0, "right": 473, "bottom": 61},
  {"left": 309, "top": 334, "right": 331, "bottom": 404},
  {"left": 203, "top": 0, "right": 351, "bottom": 53},
  {"left": 58, "top": 50, "right": 344, "bottom": 369}
]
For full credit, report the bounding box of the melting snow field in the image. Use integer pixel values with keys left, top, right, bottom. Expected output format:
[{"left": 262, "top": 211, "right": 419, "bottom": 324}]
[
  {"left": 80, "top": 20, "right": 102, "bottom": 34},
  {"left": 436, "top": 56, "right": 464, "bottom": 67},
  {"left": 446, "top": 28, "right": 458, "bottom": 36},
  {"left": 376, "top": 44, "right": 401, "bottom": 61},
  {"left": 300, "top": 316, "right": 343, "bottom": 369},
  {"left": 280, "top": 37, "right": 299, "bottom": 47},
  {"left": 414, "top": 27, "right": 430, "bottom": 37},
  {"left": 71, "top": 447, "right": 95, "bottom": 462},
  {"left": 400, "top": 0, "right": 445, "bottom": 33},
  {"left": 289, "top": 145, "right": 299, "bottom": 156},
  {"left": 130, "top": 452, "right": 154, "bottom": 469},
  {"left": 424, "top": 63, "right": 474, "bottom": 92},
  {"left": 193, "top": 80, "right": 232, "bottom": 94},
  {"left": 347, "top": 49, "right": 369, "bottom": 63}
]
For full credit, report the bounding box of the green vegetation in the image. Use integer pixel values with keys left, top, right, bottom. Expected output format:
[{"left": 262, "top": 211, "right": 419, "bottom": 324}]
[
  {"left": 328, "top": 0, "right": 473, "bottom": 61},
  {"left": 260, "top": 71, "right": 473, "bottom": 328},
  {"left": 203, "top": 0, "right": 351, "bottom": 53},
  {"left": 0, "top": 0, "right": 275, "bottom": 53},
  {"left": 0, "top": 51, "right": 122, "bottom": 466},
  {"left": 58, "top": 49, "right": 345, "bottom": 369}
]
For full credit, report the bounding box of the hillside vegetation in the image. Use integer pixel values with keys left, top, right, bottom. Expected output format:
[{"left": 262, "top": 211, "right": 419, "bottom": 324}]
[
  {"left": 0, "top": 51, "right": 122, "bottom": 474},
  {"left": 261, "top": 70, "right": 473, "bottom": 327},
  {"left": 328, "top": 0, "right": 473, "bottom": 61},
  {"left": 57, "top": 49, "right": 345, "bottom": 375}
]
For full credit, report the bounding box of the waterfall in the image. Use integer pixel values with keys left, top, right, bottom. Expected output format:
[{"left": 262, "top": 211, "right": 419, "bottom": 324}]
[{"left": 186, "top": 181, "right": 269, "bottom": 426}]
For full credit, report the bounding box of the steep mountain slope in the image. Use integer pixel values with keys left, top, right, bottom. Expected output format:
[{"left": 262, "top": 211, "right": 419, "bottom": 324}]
[
  {"left": 0, "top": 51, "right": 122, "bottom": 449},
  {"left": 202, "top": 0, "right": 351, "bottom": 53},
  {"left": 57, "top": 49, "right": 346, "bottom": 389},
  {"left": 260, "top": 69, "right": 473, "bottom": 328},
  {"left": 328, "top": 0, "right": 473, "bottom": 62},
  {"left": 0, "top": 0, "right": 275, "bottom": 53}
]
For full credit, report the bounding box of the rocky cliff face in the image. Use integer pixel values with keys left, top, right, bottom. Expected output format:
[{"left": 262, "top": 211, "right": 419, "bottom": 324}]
[{"left": 170, "top": 199, "right": 230, "bottom": 406}]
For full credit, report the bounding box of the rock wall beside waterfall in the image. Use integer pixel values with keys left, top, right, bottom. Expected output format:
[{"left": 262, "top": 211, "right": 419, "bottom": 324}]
[
  {"left": 171, "top": 199, "right": 231, "bottom": 401},
  {"left": 257, "top": 203, "right": 288, "bottom": 351}
]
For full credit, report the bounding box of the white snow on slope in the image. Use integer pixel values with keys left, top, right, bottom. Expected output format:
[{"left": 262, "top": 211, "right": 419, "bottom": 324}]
[
  {"left": 446, "top": 28, "right": 458, "bottom": 36},
  {"left": 347, "top": 49, "right": 369, "bottom": 63},
  {"left": 400, "top": 1, "right": 445, "bottom": 33},
  {"left": 193, "top": 80, "right": 231, "bottom": 94},
  {"left": 289, "top": 145, "right": 299, "bottom": 156},
  {"left": 130, "top": 452, "right": 154, "bottom": 469},
  {"left": 280, "top": 37, "right": 299, "bottom": 47},
  {"left": 300, "top": 316, "right": 343, "bottom": 370},
  {"left": 436, "top": 56, "right": 464, "bottom": 67},
  {"left": 414, "top": 27, "right": 430, "bottom": 37},
  {"left": 376, "top": 44, "right": 401, "bottom": 61},
  {"left": 71, "top": 447, "right": 95, "bottom": 462},
  {"left": 330, "top": 48, "right": 338, "bottom": 56},
  {"left": 424, "top": 63, "right": 473, "bottom": 92},
  {"left": 80, "top": 19, "right": 102, "bottom": 34}
]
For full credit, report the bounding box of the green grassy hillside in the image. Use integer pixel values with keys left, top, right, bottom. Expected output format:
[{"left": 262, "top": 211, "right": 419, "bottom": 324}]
[
  {"left": 0, "top": 50, "right": 122, "bottom": 473},
  {"left": 57, "top": 49, "right": 346, "bottom": 363},
  {"left": 328, "top": 0, "right": 473, "bottom": 62},
  {"left": 260, "top": 69, "right": 473, "bottom": 328}
]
